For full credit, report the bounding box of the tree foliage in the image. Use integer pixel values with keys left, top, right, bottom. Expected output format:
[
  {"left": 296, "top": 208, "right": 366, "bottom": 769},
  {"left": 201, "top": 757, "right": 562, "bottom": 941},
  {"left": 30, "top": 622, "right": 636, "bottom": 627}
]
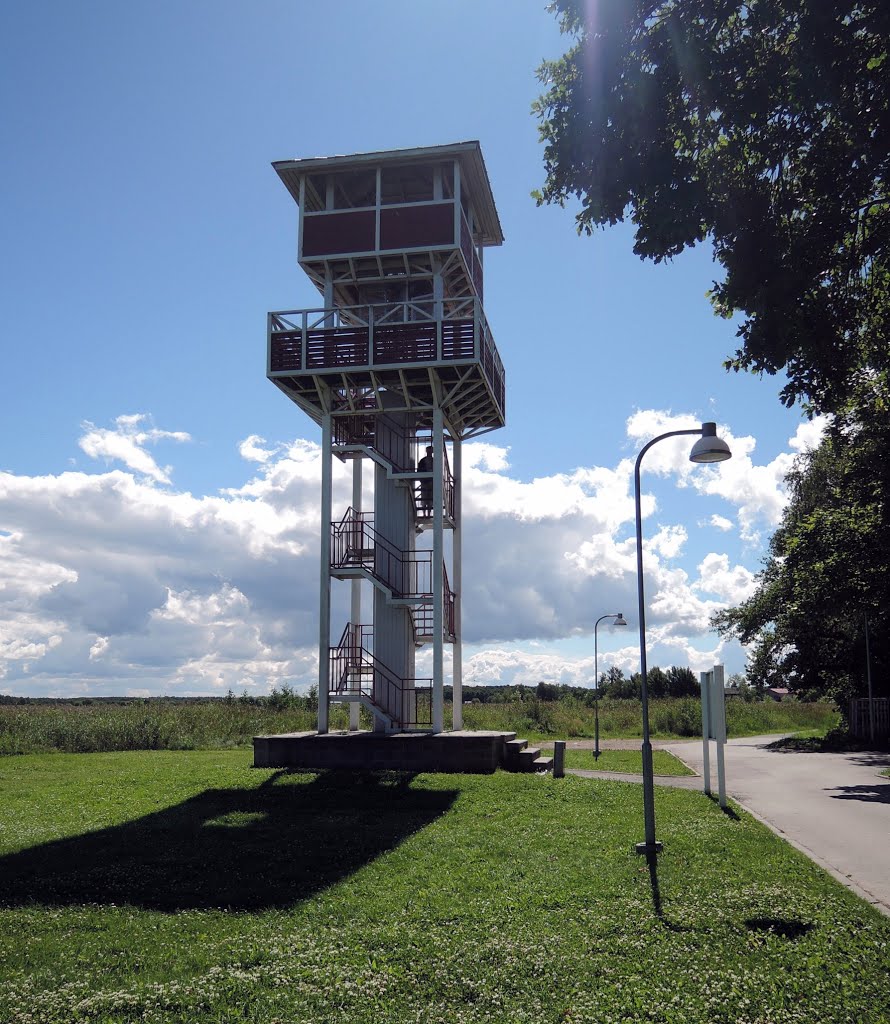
[
  {"left": 596, "top": 664, "right": 699, "bottom": 698},
  {"left": 713, "top": 395, "right": 889, "bottom": 703},
  {"left": 534, "top": 0, "right": 890, "bottom": 413}
]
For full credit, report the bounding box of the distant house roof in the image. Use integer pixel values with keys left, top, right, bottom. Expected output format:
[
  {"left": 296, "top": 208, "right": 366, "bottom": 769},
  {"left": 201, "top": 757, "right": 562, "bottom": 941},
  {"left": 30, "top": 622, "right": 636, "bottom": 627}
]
[{"left": 766, "top": 687, "right": 791, "bottom": 700}]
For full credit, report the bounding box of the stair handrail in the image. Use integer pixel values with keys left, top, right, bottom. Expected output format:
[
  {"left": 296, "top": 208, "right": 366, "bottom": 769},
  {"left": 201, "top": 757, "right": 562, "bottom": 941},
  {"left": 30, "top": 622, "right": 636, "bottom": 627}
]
[
  {"left": 332, "top": 411, "right": 416, "bottom": 473},
  {"left": 442, "top": 562, "right": 456, "bottom": 639},
  {"left": 329, "top": 623, "right": 433, "bottom": 727},
  {"left": 331, "top": 509, "right": 433, "bottom": 598},
  {"left": 330, "top": 622, "right": 374, "bottom": 694},
  {"left": 409, "top": 560, "right": 455, "bottom": 642},
  {"left": 330, "top": 415, "right": 454, "bottom": 521}
]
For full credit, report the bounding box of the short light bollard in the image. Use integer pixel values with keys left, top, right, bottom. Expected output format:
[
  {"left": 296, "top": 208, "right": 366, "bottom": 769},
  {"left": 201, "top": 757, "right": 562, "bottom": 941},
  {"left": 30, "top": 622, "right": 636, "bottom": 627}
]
[{"left": 553, "top": 740, "right": 565, "bottom": 778}]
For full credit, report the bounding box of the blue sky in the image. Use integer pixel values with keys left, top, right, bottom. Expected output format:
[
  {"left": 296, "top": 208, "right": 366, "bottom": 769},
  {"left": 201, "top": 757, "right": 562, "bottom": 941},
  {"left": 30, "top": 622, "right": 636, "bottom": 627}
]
[{"left": 0, "top": 1, "right": 816, "bottom": 697}]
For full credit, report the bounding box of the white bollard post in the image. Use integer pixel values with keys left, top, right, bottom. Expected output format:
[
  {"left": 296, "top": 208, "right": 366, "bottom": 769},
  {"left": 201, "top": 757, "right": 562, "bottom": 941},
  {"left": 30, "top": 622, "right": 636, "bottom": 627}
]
[
  {"left": 712, "top": 665, "right": 727, "bottom": 809},
  {"left": 700, "top": 670, "right": 712, "bottom": 796}
]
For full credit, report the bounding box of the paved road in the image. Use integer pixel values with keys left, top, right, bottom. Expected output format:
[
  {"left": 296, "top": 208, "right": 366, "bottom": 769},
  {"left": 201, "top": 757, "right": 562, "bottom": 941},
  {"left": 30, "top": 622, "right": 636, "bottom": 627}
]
[{"left": 663, "top": 735, "right": 890, "bottom": 915}]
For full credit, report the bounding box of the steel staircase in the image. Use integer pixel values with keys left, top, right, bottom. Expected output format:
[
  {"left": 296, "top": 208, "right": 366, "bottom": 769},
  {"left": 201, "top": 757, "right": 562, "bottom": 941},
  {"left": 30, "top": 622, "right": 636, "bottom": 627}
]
[
  {"left": 332, "top": 413, "right": 454, "bottom": 527},
  {"left": 328, "top": 415, "right": 457, "bottom": 730},
  {"left": 329, "top": 623, "right": 433, "bottom": 730},
  {"left": 330, "top": 508, "right": 455, "bottom": 645}
]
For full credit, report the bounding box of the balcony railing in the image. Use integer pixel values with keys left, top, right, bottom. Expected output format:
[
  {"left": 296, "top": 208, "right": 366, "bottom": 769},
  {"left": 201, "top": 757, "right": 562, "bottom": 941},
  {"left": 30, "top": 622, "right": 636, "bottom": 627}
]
[{"left": 268, "top": 297, "right": 504, "bottom": 416}]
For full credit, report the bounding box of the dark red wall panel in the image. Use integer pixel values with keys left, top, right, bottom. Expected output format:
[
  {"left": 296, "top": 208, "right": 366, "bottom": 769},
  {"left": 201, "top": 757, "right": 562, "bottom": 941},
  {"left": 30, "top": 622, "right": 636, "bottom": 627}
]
[
  {"left": 380, "top": 203, "right": 454, "bottom": 250},
  {"left": 302, "top": 210, "right": 376, "bottom": 257}
]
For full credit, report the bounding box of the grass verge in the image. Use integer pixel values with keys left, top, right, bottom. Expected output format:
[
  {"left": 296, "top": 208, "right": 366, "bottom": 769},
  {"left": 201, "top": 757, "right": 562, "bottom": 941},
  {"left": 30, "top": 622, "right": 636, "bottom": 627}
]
[
  {"left": 1, "top": 750, "right": 888, "bottom": 1023},
  {"left": 539, "top": 747, "right": 695, "bottom": 776}
]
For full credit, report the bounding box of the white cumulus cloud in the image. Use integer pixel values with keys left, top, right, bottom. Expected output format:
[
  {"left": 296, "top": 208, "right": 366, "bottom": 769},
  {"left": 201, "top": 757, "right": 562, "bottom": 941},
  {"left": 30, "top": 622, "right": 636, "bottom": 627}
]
[
  {"left": 0, "top": 409, "right": 810, "bottom": 695},
  {"left": 78, "top": 414, "right": 191, "bottom": 484}
]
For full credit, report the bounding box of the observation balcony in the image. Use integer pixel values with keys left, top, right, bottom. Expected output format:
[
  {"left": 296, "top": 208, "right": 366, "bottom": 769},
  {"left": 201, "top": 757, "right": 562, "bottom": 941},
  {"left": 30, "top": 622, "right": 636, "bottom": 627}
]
[{"left": 267, "top": 297, "right": 505, "bottom": 438}]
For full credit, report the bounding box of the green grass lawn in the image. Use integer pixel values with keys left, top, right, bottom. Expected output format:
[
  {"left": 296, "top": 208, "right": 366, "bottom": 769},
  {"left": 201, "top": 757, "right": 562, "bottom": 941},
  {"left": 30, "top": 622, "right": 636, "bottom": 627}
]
[
  {"left": 1, "top": 750, "right": 888, "bottom": 1024},
  {"left": 540, "top": 746, "right": 695, "bottom": 776}
]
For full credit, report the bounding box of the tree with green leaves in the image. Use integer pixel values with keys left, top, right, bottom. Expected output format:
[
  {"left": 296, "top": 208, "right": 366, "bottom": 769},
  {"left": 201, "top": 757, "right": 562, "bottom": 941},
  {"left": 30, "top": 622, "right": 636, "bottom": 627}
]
[
  {"left": 712, "top": 394, "right": 889, "bottom": 705},
  {"left": 534, "top": 1, "right": 890, "bottom": 414},
  {"left": 665, "top": 665, "right": 699, "bottom": 697}
]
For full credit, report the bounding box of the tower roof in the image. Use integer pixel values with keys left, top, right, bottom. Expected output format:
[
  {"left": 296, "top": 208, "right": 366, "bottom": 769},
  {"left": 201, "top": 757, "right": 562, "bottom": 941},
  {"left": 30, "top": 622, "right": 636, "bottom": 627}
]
[{"left": 272, "top": 140, "right": 504, "bottom": 247}]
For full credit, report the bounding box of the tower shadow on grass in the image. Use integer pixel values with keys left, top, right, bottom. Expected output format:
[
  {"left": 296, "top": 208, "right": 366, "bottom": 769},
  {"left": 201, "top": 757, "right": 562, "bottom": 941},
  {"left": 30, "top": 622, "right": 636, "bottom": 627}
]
[{"left": 0, "top": 770, "right": 458, "bottom": 913}]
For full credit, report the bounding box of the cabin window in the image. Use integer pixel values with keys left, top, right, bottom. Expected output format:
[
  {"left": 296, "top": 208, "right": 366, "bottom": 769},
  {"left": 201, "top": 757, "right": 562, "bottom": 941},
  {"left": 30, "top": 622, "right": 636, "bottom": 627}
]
[
  {"left": 440, "top": 162, "right": 454, "bottom": 199},
  {"left": 331, "top": 170, "right": 377, "bottom": 209},
  {"left": 304, "top": 174, "right": 327, "bottom": 212},
  {"left": 381, "top": 164, "right": 435, "bottom": 205}
]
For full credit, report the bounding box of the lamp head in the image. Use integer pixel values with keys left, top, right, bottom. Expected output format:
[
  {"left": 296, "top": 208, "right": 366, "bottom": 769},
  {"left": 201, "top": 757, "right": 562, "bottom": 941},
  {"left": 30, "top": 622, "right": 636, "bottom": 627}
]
[
  {"left": 689, "top": 422, "right": 732, "bottom": 464},
  {"left": 613, "top": 614, "right": 627, "bottom": 626}
]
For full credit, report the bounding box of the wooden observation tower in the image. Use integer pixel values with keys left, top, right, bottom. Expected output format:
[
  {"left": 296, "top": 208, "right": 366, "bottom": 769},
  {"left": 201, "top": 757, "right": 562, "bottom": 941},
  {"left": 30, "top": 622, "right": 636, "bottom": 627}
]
[{"left": 268, "top": 141, "right": 505, "bottom": 735}]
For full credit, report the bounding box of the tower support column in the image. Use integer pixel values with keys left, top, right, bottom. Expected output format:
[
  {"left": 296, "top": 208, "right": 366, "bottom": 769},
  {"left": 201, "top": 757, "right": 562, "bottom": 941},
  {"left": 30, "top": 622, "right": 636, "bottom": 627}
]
[
  {"left": 349, "top": 455, "right": 362, "bottom": 731},
  {"left": 317, "top": 410, "right": 332, "bottom": 733},
  {"left": 432, "top": 405, "right": 445, "bottom": 733},
  {"left": 452, "top": 436, "right": 463, "bottom": 730}
]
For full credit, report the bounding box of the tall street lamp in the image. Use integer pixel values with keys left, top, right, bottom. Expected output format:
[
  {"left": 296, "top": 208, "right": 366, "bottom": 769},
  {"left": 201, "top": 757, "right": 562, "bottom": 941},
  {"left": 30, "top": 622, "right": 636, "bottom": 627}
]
[
  {"left": 594, "top": 613, "right": 627, "bottom": 760},
  {"left": 634, "top": 422, "right": 732, "bottom": 856}
]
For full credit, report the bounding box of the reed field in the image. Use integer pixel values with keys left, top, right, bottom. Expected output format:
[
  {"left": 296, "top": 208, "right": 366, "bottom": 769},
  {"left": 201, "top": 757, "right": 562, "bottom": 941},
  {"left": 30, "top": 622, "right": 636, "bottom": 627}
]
[
  {"left": 461, "top": 695, "right": 838, "bottom": 742},
  {"left": 0, "top": 696, "right": 838, "bottom": 756},
  {"left": 0, "top": 701, "right": 317, "bottom": 756}
]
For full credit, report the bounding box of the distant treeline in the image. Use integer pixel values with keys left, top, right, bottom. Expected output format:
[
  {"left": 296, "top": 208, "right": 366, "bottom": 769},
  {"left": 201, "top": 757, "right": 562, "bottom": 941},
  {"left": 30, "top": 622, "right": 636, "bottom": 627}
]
[
  {"left": 0, "top": 688, "right": 317, "bottom": 709},
  {"left": 0, "top": 694, "right": 224, "bottom": 706},
  {"left": 447, "top": 667, "right": 714, "bottom": 705}
]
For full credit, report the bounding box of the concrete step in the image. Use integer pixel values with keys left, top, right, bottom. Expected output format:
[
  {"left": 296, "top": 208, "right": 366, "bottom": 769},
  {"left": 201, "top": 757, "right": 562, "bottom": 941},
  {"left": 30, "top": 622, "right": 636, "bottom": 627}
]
[
  {"left": 503, "top": 737, "right": 528, "bottom": 771},
  {"left": 502, "top": 738, "right": 553, "bottom": 773},
  {"left": 517, "top": 746, "right": 543, "bottom": 771}
]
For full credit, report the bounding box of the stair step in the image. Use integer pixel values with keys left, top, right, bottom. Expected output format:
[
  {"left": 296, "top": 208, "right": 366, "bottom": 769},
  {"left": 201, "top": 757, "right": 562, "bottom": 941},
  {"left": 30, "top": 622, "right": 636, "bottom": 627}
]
[
  {"left": 502, "top": 737, "right": 528, "bottom": 771},
  {"left": 531, "top": 756, "right": 554, "bottom": 772},
  {"left": 517, "top": 746, "right": 542, "bottom": 770}
]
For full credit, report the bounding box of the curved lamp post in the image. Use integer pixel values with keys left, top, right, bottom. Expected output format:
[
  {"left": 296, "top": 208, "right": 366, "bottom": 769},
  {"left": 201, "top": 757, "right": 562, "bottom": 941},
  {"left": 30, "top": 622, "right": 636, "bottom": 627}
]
[
  {"left": 593, "top": 613, "right": 627, "bottom": 760},
  {"left": 634, "top": 422, "right": 732, "bottom": 856}
]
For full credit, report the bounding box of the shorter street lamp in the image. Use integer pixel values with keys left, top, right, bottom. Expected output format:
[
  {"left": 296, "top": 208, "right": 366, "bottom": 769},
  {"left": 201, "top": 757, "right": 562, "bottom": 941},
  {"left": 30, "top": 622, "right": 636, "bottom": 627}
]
[
  {"left": 593, "top": 613, "right": 627, "bottom": 760},
  {"left": 634, "top": 422, "right": 732, "bottom": 857}
]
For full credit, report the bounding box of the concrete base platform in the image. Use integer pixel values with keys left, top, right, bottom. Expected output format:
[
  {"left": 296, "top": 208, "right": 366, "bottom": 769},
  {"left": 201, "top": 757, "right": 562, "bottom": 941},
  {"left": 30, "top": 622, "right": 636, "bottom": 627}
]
[{"left": 253, "top": 730, "right": 518, "bottom": 774}]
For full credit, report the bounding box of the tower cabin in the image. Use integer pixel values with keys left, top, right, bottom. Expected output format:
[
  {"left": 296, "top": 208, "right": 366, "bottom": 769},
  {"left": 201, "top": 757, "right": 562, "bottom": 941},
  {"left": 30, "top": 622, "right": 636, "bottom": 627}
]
[{"left": 268, "top": 141, "right": 505, "bottom": 737}]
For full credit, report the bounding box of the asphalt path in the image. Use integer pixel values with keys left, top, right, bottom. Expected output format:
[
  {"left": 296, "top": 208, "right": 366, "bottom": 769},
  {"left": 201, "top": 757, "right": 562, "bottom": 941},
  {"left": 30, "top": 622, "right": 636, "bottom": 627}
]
[{"left": 662, "top": 734, "right": 890, "bottom": 916}]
